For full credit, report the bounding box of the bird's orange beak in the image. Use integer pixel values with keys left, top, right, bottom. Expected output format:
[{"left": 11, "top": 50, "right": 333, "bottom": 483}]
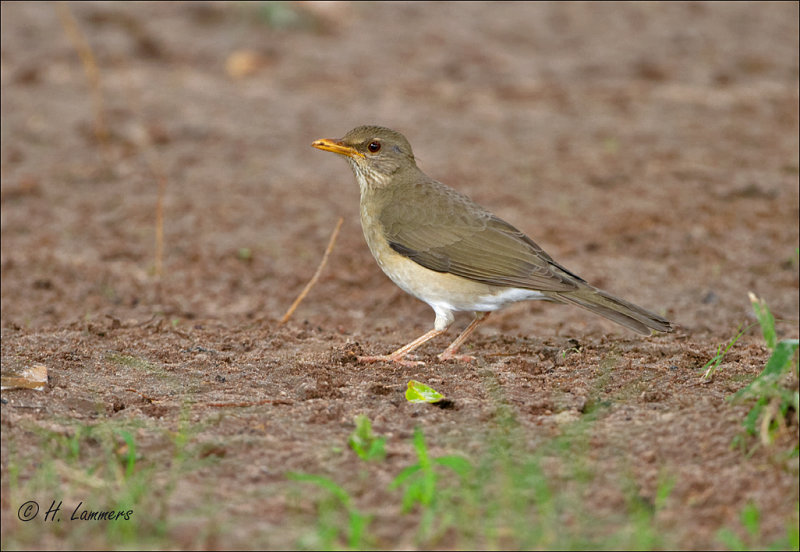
[{"left": 311, "top": 138, "right": 364, "bottom": 158}]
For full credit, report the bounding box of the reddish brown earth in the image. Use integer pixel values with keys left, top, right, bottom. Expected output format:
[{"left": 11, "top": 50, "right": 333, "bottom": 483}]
[{"left": 1, "top": 2, "right": 798, "bottom": 550}]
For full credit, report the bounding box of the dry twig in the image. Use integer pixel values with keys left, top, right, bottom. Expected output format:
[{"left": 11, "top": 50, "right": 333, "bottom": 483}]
[
  {"left": 152, "top": 169, "right": 167, "bottom": 302},
  {"left": 279, "top": 217, "right": 344, "bottom": 325},
  {"left": 207, "top": 399, "right": 294, "bottom": 408},
  {"left": 56, "top": 1, "right": 109, "bottom": 145}
]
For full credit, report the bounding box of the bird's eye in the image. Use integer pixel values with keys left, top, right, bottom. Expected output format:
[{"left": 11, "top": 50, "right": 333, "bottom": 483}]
[{"left": 367, "top": 141, "right": 381, "bottom": 153}]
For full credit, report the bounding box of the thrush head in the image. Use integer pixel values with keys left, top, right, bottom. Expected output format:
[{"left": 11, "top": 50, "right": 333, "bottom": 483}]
[{"left": 311, "top": 125, "right": 418, "bottom": 191}]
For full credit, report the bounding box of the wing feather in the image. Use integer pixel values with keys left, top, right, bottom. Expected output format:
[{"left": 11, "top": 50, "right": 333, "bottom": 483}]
[{"left": 380, "top": 178, "right": 581, "bottom": 292}]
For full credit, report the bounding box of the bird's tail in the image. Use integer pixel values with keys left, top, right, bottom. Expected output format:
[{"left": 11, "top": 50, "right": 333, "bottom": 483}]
[{"left": 553, "top": 286, "right": 673, "bottom": 335}]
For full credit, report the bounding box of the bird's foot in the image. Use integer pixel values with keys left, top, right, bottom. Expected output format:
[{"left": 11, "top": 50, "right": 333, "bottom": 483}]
[
  {"left": 437, "top": 351, "right": 477, "bottom": 363},
  {"left": 358, "top": 354, "right": 425, "bottom": 367}
]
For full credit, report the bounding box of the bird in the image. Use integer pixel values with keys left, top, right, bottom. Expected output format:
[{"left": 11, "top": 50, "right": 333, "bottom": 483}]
[{"left": 312, "top": 125, "right": 672, "bottom": 366}]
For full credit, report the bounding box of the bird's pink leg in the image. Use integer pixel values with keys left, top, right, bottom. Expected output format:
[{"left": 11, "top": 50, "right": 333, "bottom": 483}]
[{"left": 437, "top": 312, "right": 490, "bottom": 362}]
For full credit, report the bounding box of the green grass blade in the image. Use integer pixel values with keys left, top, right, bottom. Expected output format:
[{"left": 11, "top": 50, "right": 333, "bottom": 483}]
[
  {"left": 390, "top": 464, "right": 422, "bottom": 489},
  {"left": 347, "top": 511, "right": 370, "bottom": 549},
  {"left": 115, "top": 429, "right": 137, "bottom": 479},
  {"left": 741, "top": 502, "right": 761, "bottom": 537},
  {"left": 287, "top": 472, "right": 351, "bottom": 506},
  {"left": 749, "top": 292, "right": 777, "bottom": 349},
  {"left": 702, "top": 324, "right": 748, "bottom": 381},
  {"left": 348, "top": 414, "right": 387, "bottom": 462},
  {"left": 412, "top": 426, "right": 431, "bottom": 470},
  {"left": 717, "top": 527, "right": 747, "bottom": 551},
  {"left": 434, "top": 455, "right": 473, "bottom": 478}
]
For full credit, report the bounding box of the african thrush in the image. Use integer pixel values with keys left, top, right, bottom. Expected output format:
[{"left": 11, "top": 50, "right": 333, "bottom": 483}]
[{"left": 312, "top": 126, "right": 672, "bottom": 365}]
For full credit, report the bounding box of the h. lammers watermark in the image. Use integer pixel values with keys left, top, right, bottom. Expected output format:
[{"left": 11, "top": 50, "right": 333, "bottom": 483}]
[{"left": 18, "top": 500, "right": 134, "bottom": 522}]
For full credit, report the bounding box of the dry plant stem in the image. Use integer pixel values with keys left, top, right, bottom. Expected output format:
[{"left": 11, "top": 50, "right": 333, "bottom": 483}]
[
  {"left": 140, "top": 153, "right": 169, "bottom": 304},
  {"left": 56, "top": 1, "right": 109, "bottom": 146},
  {"left": 208, "top": 399, "right": 294, "bottom": 408},
  {"left": 279, "top": 217, "right": 344, "bottom": 325},
  {"left": 153, "top": 171, "right": 166, "bottom": 302}
]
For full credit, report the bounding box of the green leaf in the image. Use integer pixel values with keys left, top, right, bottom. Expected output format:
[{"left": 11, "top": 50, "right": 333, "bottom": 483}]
[
  {"left": 787, "top": 512, "right": 800, "bottom": 550},
  {"left": 434, "top": 455, "right": 473, "bottom": 478},
  {"left": 389, "top": 464, "right": 422, "bottom": 490},
  {"left": 762, "top": 340, "right": 799, "bottom": 377},
  {"left": 412, "top": 426, "right": 431, "bottom": 469},
  {"left": 348, "top": 511, "right": 370, "bottom": 549},
  {"left": 717, "top": 527, "right": 747, "bottom": 551},
  {"left": 287, "top": 472, "right": 351, "bottom": 506},
  {"left": 405, "top": 380, "right": 445, "bottom": 403},
  {"left": 348, "top": 414, "right": 387, "bottom": 462},
  {"left": 390, "top": 427, "right": 446, "bottom": 514},
  {"left": 115, "top": 429, "right": 137, "bottom": 479},
  {"left": 654, "top": 476, "right": 676, "bottom": 511},
  {"left": 749, "top": 292, "right": 777, "bottom": 349},
  {"left": 403, "top": 479, "right": 427, "bottom": 512},
  {"left": 236, "top": 247, "right": 252, "bottom": 261},
  {"left": 741, "top": 397, "right": 767, "bottom": 435},
  {"left": 741, "top": 502, "right": 760, "bottom": 537},
  {"left": 733, "top": 340, "right": 798, "bottom": 402},
  {"left": 793, "top": 391, "right": 800, "bottom": 425}
]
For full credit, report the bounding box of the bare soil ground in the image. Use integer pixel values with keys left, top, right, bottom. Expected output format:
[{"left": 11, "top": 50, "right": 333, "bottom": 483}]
[{"left": 1, "top": 2, "right": 798, "bottom": 550}]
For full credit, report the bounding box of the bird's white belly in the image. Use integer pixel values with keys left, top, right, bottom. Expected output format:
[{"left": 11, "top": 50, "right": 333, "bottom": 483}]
[{"left": 436, "top": 286, "right": 548, "bottom": 312}]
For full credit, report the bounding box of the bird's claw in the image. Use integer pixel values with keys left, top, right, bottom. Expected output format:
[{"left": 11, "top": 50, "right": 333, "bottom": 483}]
[{"left": 437, "top": 352, "right": 477, "bottom": 363}]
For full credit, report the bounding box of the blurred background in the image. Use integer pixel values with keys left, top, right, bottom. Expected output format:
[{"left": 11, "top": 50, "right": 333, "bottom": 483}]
[{"left": 1, "top": 0, "right": 798, "bottom": 338}]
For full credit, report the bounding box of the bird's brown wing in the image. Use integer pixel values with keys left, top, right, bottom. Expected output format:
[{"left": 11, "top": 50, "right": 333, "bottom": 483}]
[{"left": 379, "top": 179, "right": 582, "bottom": 292}]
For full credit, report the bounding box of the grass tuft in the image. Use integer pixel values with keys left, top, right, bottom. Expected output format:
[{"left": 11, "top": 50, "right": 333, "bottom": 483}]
[{"left": 729, "top": 294, "right": 799, "bottom": 452}]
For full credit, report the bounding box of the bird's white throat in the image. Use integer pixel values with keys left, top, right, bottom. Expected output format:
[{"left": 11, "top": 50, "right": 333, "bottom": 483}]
[{"left": 348, "top": 158, "right": 391, "bottom": 197}]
